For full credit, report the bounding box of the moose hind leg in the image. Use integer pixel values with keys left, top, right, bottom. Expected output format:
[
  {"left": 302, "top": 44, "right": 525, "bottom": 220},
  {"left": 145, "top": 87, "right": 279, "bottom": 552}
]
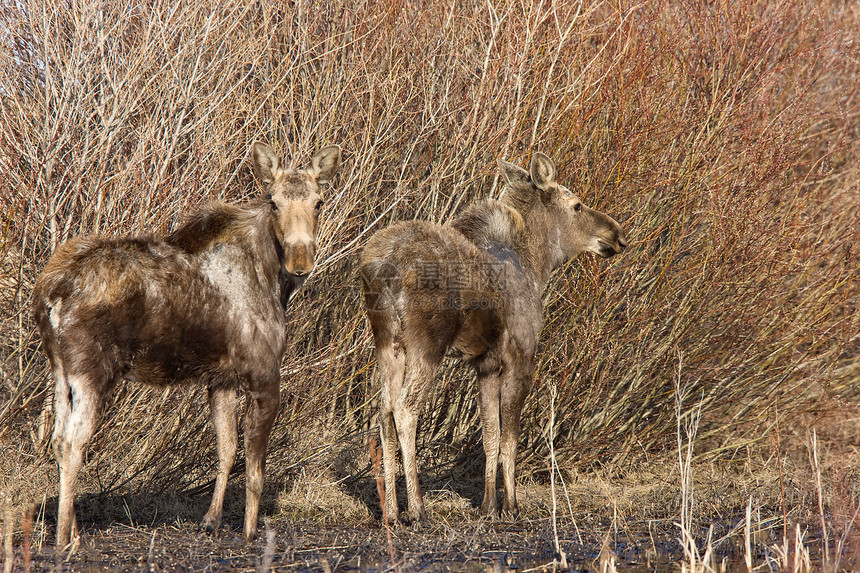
[
  {"left": 477, "top": 370, "right": 502, "bottom": 516},
  {"left": 392, "top": 351, "right": 439, "bottom": 523},
  {"left": 242, "top": 381, "right": 279, "bottom": 541},
  {"left": 499, "top": 370, "right": 531, "bottom": 518},
  {"left": 54, "top": 372, "right": 105, "bottom": 549},
  {"left": 52, "top": 364, "right": 73, "bottom": 549},
  {"left": 201, "top": 385, "right": 239, "bottom": 532},
  {"left": 376, "top": 342, "right": 406, "bottom": 524}
]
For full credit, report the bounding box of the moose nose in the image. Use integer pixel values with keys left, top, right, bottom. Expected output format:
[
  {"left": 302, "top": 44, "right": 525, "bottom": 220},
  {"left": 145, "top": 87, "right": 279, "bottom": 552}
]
[
  {"left": 286, "top": 263, "right": 313, "bottom": 277},
  {"left": 284, "top": 241, "right": 316, "bottom": 277},
  {"left": 618, "top": 234, "right": 629, "bottom": 251}
]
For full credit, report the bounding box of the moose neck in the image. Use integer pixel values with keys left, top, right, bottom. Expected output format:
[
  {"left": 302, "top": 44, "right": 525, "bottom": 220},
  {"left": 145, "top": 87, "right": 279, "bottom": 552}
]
[
  {"left": 451, "top": 196, "right": 566, "bottom": 296},
  {"left": 526, "top": 209, "right": 566, "bottom": 291},
  {"left": 248, "top": 207, "right": 284, "bottom": 298},
  {"left": 166, "top": 203, "right": 282, "bottom": 304},
  {"left": 501, "top": 196, "right": 565, "bottom": 293}
]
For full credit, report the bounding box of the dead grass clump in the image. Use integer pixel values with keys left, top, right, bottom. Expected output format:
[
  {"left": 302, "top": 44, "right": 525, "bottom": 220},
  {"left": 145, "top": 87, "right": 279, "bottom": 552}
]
[{"left": 277, "top": 470, "right": 370, "bottom": 525}]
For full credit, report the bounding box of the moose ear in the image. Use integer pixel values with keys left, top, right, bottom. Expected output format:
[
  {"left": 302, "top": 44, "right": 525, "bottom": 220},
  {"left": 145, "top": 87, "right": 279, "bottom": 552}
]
[
  {"left": 309, "top": 145, "right": 341, "bottom": 184},
  {"left": 251, "top": 142, "right": 282, "bottom": 185},
  {"left": 529, "top": 152, "right": 556, "bottom": 191},
  {"left": 497, "top": 158, "right": 531, "bottom": 187}
]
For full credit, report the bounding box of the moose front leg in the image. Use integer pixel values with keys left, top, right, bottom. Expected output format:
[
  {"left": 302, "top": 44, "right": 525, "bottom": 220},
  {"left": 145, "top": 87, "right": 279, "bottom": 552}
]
[
  {"left": 202, "top": 385, "right": 239, "bottom": 532},
  {"left": 242, "top": 382, "right": 280, "bottom": 541}
]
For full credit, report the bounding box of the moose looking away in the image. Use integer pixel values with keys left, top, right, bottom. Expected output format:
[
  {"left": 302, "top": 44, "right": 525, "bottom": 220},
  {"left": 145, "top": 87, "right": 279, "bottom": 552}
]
[
  {"left": 33, "top": 142, "right": 341, "bottom": 547},
  {"left": 360, "top": 152, "right": 627, "bottom": 523}
]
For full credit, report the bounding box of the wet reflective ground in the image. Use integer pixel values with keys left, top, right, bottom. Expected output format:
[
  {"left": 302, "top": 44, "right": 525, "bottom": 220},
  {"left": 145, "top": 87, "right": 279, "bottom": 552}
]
[{"left": 24, "top": 517, "right": 816, "bottom": 572}]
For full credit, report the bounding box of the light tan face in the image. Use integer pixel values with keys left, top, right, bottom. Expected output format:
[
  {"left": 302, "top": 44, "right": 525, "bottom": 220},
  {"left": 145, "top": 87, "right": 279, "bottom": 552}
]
[
  {"left": 267, "top": 170, "right": 323, "bottom": 276},
  {"left": 551, "top": 182, "right": 628, "bottom": 259},
  {"left": 251, "top": 143, "right": 341, "bottom": 277}
]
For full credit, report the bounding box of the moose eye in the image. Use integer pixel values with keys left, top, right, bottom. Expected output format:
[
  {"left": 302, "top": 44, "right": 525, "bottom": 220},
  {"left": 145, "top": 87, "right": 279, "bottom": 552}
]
[
  {"left": 270, "top": 200, "right": 278, "bottom": 211},
  {"left": 573, "top": 202, "right": 583, "bottom": 213},
  {"left": 315, "top": 199, "right": 324, "bottom": 211}
]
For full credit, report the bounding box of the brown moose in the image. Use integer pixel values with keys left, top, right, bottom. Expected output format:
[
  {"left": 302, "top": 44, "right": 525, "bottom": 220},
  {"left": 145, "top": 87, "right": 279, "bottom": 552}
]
[
  {"left": 360, "top": 152, "right": 627, "bottom": 523},
  {"left": 32, "top": 142, "right": 341, "bottom": 547}
]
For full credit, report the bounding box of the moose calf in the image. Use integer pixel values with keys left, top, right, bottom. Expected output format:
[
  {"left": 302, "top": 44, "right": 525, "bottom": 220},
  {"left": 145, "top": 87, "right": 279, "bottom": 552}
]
[
  {"left": 33, "top": 143, "right": 340, "bottom": 547},
  {"left": 360, "top": 152, "right": 627, "bottom": 523}
]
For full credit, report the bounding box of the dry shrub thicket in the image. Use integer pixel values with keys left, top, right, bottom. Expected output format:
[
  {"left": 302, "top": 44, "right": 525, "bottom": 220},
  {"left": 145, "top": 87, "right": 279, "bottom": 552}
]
[{"left": 0, "top": 0, "right": 858, "bottom": 510}]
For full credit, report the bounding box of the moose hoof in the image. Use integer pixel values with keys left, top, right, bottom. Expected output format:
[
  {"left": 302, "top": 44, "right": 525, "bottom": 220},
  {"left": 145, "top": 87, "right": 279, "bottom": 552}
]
[
  {"left": 199, "top": 516, "right": 221, "bottom": 534},
  {"left": 479, "top": 500, "right": 499, "bottom": 518},
  {"left": 400, "top": 510, "right": 429, "bottom": 529},
  {"left": 502, "top": 497, "right": 520, "bottom": 520}
]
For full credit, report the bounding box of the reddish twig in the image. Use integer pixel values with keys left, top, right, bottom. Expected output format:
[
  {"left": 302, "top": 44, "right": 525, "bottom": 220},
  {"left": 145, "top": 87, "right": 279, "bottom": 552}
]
[{"left": 22, "top": 505, "right": 34, "bottom": 573}]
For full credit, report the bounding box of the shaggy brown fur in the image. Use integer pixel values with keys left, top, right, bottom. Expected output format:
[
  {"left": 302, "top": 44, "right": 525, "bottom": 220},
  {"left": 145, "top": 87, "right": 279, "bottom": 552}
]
[
  {"left": 32, "top": 143, "right": 340, "bottom": 548},
  {"left": 360, "top": 152, "right": 627, "bottom": 523}
]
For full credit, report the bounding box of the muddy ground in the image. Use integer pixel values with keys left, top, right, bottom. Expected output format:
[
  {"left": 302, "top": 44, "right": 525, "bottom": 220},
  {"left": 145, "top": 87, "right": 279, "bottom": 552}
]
[
  {"left": 26, "top": 509, "right": 687, "bottom": 572},
  {"left": 12, "top": 457, "right": 848, "bottom": 573},
  {"left": 29, "top": 518, "right": 664, "bottom": 572}
]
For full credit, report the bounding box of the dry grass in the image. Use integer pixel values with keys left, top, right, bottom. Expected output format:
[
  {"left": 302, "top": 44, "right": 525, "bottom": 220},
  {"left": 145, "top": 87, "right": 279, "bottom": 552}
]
[
  {"left": 277, "top": 472, "right": 370, "bottom": 526},
  {"left": 0, "top": 0, "right": 858, "bottom": 562}
]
